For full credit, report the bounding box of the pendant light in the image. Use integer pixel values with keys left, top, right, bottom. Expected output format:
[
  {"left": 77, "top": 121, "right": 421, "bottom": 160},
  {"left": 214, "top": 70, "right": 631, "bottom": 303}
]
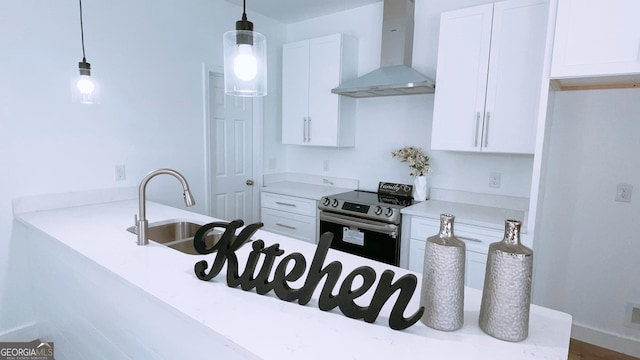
[
  {"left": 223, "top": 0, "right": 267, "bottom": 97},
  {"left": 72, "top": 0, "right": 99, "bottom": 104}
]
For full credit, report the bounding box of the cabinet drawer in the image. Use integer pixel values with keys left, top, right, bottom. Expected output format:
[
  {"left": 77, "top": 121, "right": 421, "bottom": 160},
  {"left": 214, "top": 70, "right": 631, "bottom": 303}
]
[
  {"left": 410, "top": 216, "right": 500, "bottom": 253},
  {"left": 261, "top": 192, "right": 317, "bottom": 217},
  {"left": 261, "top": 208, "right": 316, "bottom": 244}
]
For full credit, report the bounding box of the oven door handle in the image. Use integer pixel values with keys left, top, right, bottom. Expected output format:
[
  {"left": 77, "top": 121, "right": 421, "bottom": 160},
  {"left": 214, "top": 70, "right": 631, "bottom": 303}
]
[{"left": 319, "top": 212, "right": 398, "bottom": 237}]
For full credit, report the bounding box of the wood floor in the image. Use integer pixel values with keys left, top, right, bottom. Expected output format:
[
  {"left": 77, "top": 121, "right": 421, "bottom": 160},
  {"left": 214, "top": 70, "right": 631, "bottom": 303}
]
[{"left": 568, "top": 339, "right": 639, "bottom": 360}]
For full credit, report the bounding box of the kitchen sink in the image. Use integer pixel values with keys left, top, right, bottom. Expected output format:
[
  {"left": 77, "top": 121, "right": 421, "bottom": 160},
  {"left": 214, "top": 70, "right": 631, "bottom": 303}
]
[{"left": 126, "top": 220, "right": 222, "bottom": 255}]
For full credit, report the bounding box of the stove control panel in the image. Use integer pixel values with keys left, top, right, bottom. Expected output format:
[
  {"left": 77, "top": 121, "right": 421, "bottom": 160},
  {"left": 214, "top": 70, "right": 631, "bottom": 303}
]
[{"left": 318, "top": 196, "right": 400, "bottom": 223}]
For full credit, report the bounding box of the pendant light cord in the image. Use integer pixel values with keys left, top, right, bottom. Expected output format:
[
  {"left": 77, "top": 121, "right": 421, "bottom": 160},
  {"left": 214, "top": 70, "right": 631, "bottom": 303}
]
[
  {"left": 242, "top": 0, "right": 247, "bottom": 21},
  {"left": 79, "top": 0, "right": 87, "bottom": 62}
]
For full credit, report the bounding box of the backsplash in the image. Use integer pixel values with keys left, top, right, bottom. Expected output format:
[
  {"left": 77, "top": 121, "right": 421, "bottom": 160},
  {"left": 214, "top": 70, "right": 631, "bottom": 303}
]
[{"left": 277, "top": 94, "right": 534, "bottom": 198}]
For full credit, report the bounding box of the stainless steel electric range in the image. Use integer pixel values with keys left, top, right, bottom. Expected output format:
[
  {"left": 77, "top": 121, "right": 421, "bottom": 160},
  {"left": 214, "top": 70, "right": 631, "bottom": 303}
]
[{"left": 318, "top": 183, "right": 414, "bottom": 266}]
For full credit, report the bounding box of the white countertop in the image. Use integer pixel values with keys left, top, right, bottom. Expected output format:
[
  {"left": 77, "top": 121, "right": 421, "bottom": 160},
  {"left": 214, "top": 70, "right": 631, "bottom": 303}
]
[
  {"left": 14, "top": 191, "right": 570, "bottom": 359},
  {"left": 261, "top": 181, "right": 353, "bottom": 200},
  {"left": 402, "top": 200, "right": 527, "bottom": 232}
]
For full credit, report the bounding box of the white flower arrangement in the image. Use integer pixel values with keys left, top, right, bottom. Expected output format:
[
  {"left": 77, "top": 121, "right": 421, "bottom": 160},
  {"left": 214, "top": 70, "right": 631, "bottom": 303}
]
[{"left": 391, "top": 146, "right": 432, "bottom": 177}]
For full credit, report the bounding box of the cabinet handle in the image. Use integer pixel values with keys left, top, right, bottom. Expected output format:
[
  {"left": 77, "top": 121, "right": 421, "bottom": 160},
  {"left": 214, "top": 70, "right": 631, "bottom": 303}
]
[
  {"left": 474, "top": 112, "right": 481, "bottom": 147},
  {"left": 276, "top": 223, "right": 297, "bottom": 230},
  {"left": 307, "top": 117, "right": 311, "bottom": 142},
  {"left": 458, "top": 235, "right": 482, "bottom": 243},
  {"left": 275, "top": 201, "right": 296, "bottom": 207},
  {"left": 483, "top": 112, "right": 490, "bottom": 147},
  {"left": 303, "top": 117, "right": 308, "bottom": 142}
]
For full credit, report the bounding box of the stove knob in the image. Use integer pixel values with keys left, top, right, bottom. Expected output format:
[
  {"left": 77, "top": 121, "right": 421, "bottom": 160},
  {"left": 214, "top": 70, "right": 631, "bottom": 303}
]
[
  {"left": 385, "top": 208, "right": 394, "bottom": 217},
  {"left": 322, "top": 197, "right": 330, "bottom": 206},
  {"left": 374, "top": 206, "right": 383, "bottom": 215},
  {"left": 332, "top": 199, "right": 339, "bottom": 207}
]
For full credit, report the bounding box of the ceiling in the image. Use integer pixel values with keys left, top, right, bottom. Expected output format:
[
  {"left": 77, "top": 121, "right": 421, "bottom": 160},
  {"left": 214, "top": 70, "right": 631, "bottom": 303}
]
[{"left": 222, "top": 0, "right": 383, "bottom": 24}]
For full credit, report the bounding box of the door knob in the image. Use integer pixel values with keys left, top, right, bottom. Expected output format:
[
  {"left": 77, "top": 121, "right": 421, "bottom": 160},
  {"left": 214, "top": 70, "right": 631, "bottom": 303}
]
[{"left": 246, "top": 180, "right": 254, "bottom": 186}]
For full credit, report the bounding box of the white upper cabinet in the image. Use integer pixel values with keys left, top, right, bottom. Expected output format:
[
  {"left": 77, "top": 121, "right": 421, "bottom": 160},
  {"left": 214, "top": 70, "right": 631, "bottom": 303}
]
[
  {"left": 282, "top": 34, "right": 357, "bottom": 147},
  {"left": 551, "top": 0, "right": 640, "bottom": 79},
  {"left": 431, "top": 0, "right": 547, "bottom": 154}
]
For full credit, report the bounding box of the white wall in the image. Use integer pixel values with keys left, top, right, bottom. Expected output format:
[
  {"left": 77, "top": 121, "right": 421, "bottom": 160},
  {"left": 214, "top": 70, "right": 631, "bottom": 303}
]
[
  {"left": 535, "top": 89, "right": 640, "bottom": 355},
  {"left": 276, "top": 1, "right": 533, "bottom": 195},
  {"left": 0, "top": 0, "right": 286, "bottom": 336}
]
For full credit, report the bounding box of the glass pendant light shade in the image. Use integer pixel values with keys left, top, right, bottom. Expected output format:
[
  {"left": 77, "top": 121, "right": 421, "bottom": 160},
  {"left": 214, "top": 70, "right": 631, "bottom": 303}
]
[
  {"left": 71, "top": 60, "right": 100, "bottom": 104},
  {"left": 223, "top": 29, "right": 267, "bottom": 97}
]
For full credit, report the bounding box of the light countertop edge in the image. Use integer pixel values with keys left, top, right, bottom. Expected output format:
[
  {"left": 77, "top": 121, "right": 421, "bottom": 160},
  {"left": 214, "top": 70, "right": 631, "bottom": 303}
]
[
  {"left": 402, "top": 200, "right": 528, "bottom": 232},
  {"left": 260, "top": 181, "right": 354, "bottom": 200}
]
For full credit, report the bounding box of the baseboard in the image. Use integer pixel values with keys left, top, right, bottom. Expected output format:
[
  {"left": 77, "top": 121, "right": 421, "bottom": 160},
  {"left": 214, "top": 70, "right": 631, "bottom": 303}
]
[
  {"left": 0, "top": 322, "right": 38, "bottom": 342},
  {"left": 571, "top": 322, "right": 640, "bottom": 358}
]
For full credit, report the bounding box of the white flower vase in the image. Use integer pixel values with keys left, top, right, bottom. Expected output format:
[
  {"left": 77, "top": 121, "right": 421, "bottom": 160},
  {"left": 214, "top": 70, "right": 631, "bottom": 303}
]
[{"left": 413, "top": 176, "right": 428, "bottom": 201}]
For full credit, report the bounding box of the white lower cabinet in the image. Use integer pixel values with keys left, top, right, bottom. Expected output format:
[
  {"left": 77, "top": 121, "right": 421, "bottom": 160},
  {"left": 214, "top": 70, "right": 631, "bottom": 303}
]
[
  {"left": 407, "top": 216, "right": 501, "bottom": 290},
  {"left": 260, "top": 192, "right": 317, "bottom": 244}
]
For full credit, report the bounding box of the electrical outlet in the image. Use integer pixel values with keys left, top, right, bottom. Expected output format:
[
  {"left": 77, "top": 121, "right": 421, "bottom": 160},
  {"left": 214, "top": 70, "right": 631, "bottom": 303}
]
[
  {"left": 625, "top": 302, "right": 640, "bottom": 329},
  {"left": 268, "top": 158, "right": 277, "bottom": 170},
  {"left": 615, "top": 183, "right": 633, "bottom": 202},
  {"left": 115, "top": 165, "right": 126, "bottom": 181},
  {"left": 489, "top": 172, "right": 501, "bottom": 188},
  {"left": 323, "top": 160, "right": 329, "bottom": 172}
]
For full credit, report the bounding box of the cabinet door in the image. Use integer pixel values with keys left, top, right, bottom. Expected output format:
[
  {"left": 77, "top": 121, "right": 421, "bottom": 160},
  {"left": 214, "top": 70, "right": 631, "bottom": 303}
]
[
  {"left": 308, "top": 34, "right": 343, "bottom": 146},
  {"left": 409, "top": 238, "right": 426, "bottom": 273},
  {"left": 282, "top": 40, "right": 310, "bottom": 145},
  {"left": 431, "top": 4, "right": 494, "bottom": 152},
  {"left": 431, "top": 0, "right": 545, "bottom": 154},
  {"left": 551, "top": 0, "right": 640, "bottom": 78},
  {"left": 483, "top": 0, "right": 546, "bottom": 154},
  {"left": 466, "top": 250, "right": 487, "bottom": 290}
]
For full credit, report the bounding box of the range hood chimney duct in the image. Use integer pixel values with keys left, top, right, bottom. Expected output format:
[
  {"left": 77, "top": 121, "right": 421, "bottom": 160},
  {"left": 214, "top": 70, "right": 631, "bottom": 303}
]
[{"left": 332, "top": 0, "right": 435, "bottom": 98}]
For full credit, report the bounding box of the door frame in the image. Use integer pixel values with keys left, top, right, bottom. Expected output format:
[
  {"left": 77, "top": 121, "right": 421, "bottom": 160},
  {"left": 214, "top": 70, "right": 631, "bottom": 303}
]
[{"left": 201, "top": 63, "right": 263, "bottom": 222}]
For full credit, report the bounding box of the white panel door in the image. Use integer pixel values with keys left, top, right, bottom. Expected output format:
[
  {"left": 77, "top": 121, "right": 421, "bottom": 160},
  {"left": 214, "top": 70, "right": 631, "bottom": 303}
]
[{"left": 209, "top": 73, "right": 254, "bottom": 222}]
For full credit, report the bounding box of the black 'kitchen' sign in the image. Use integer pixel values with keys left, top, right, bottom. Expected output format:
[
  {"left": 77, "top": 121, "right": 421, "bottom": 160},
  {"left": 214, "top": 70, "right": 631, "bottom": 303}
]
[{"left": 192, "top": 220, "right": 424, "bottom": 330}]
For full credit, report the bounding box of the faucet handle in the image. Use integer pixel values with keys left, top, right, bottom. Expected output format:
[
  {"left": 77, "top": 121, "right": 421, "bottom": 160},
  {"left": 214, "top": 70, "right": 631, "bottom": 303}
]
[{"left": 134, "top": 214, "right": 138, "bottom": 226}]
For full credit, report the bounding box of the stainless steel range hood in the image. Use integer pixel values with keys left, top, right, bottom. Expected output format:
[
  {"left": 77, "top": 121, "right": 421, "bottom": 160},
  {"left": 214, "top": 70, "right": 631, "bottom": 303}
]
[{"left": 332, "top": 0, "right": 435, "bottom": 98}]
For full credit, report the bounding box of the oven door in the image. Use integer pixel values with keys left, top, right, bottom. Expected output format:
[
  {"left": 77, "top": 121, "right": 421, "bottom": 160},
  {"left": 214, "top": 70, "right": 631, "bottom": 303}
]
[{"left": 319, "top": 211, "right": 399, "bottom": 266}]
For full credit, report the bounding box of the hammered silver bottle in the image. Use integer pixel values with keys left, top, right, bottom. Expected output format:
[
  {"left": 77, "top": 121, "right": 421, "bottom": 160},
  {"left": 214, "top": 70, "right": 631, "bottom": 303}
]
[
  {"left": 479, "top": 219, "right": 533, "bottom": 342},
  {"left": 420, "top": 213, "right": 465, "bottom": 331}
]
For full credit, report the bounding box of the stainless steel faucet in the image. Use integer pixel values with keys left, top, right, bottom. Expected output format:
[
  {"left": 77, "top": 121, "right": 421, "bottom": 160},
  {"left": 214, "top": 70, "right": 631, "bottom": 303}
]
[{"left": 137, "top": 168, "right": 196, "bottom": 246}]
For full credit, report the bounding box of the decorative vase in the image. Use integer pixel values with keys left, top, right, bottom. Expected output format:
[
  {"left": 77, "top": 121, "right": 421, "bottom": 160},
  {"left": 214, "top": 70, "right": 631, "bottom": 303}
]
[
  {"left": 420, "top": 213, "right": 465, "bottom": 331},
  {"left": 413, "top": 175, "right": 428, "bottom": 201},
  {"left": 479, "top": 219, "right": 533, "bottom": 342}
]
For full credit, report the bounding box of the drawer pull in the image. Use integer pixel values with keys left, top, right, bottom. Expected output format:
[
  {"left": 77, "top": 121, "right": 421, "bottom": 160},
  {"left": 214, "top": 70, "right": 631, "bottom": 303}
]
[
  {"left": 458, "top": 235, "right": 482, "bottom": 243},
  {"left": 276, "top": 223, "right": 297, "bottom": 230},
  {"left": 275, "top": 201, "right": 296, "bottom": 207}
]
